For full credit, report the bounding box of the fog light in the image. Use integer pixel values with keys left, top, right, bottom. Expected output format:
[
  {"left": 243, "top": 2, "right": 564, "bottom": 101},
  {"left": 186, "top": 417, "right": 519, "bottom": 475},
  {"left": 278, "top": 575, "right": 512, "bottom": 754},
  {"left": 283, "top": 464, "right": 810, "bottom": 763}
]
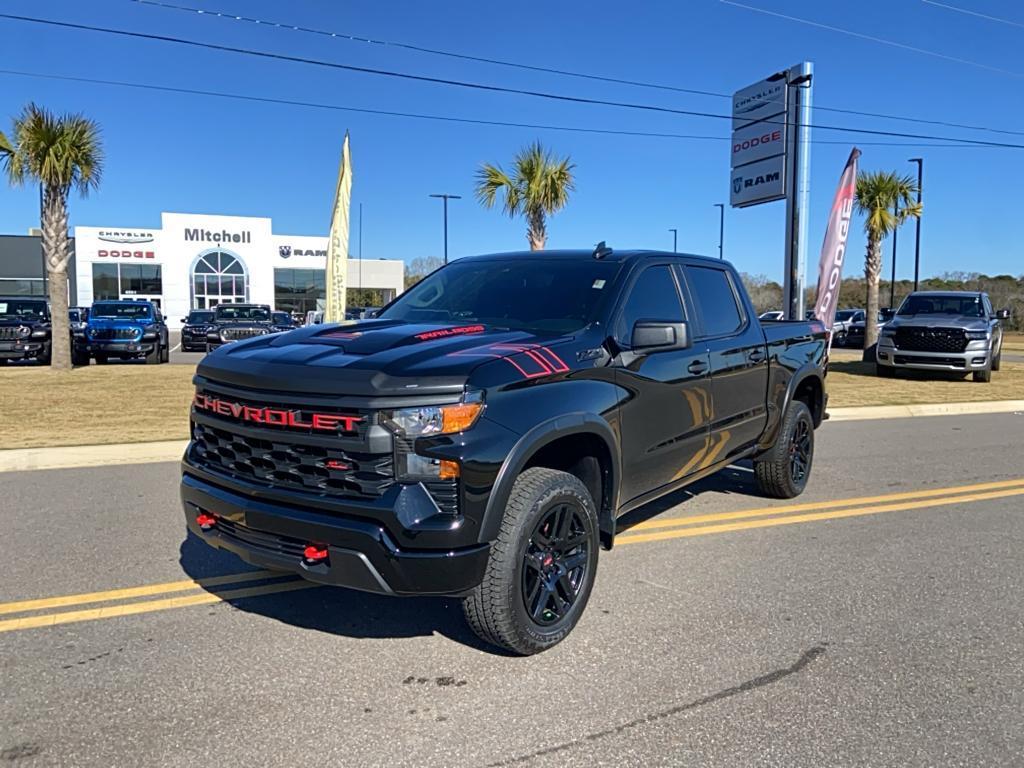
[
  {"left": 303, "top": 544, "right": 329, "bottom": 564},
  {"left": 878, "top": 352, "right": 888, "bottom": 360},
  {"left": 972, "top": 357, "right": 986, "bottom": 365},
  {"left": 195, "top": 513, "right": 217, "bottom": 530}
]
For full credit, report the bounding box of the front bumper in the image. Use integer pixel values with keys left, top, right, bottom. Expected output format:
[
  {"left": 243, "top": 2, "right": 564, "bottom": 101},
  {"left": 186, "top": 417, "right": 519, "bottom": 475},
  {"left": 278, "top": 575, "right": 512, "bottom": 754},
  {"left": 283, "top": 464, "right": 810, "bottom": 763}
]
[
  {"left": 86, "top": 340, "right": 155, "bottom": 355},
  {"left": 180, "top": 465, "right": 490, "bottom": 596},
  {"left": 876, "top": 339, "right": 990, "bottom": 371},
  {"left": 0, "top": 340, "right": 47, "bottom": 360}
]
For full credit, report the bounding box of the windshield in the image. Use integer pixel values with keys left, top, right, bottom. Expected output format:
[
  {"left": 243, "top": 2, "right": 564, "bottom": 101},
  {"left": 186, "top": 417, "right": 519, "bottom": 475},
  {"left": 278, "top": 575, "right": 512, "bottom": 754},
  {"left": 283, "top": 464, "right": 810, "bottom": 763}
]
[
  {"left": 272, "top": 312, "right": 293, "bottom": 324},
  {"left": 835, "top": 310, "right": 857, "bottom": 321},
  {"left": 898, "top": 294, "right": 983, "bottom": 318},
  {"left": 378, "top": 258, "right": 622, "bottom": 334},
  {"left": 0, "top": 299, "right": 48, "bottom": 320},
  {"left": 186, "top": 311, "right": 214, "bottom": 324},
  {"left": 215, "top": 305, "right": 270, "bottom": 322},
  {"left": 68, "top": 310, "right": 81, "bottom": 322},
  {"left": 91, "top": 303, "right": 153, "bottom": 320}
]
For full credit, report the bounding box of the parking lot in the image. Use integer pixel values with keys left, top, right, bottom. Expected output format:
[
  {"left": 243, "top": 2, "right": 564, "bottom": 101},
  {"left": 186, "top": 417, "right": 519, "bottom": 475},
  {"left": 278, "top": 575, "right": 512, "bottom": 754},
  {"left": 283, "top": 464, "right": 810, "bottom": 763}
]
[{"left": 2, "top": 412, "right": 1022, "bottom": 766}]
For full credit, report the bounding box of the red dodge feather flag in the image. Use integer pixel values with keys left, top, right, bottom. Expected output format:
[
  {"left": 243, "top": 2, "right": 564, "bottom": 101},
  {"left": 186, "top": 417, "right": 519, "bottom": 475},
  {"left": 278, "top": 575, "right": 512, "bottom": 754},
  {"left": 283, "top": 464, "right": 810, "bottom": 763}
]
[{"left": 813, "top": 148, "right": 860, "bottom": 350}]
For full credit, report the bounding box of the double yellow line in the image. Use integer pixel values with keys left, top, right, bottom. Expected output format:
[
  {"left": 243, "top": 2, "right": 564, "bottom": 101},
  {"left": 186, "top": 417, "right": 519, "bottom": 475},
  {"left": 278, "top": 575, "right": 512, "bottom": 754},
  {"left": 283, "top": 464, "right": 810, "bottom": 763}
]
[
  {"left": 1, "top": 477, "right": 1021, "bottom": 634},
  {"left": 616, "top": 477, "right": 1024, "bottom": 545},
  {"left": 0, "top": 569, "right": 319, "bottom": 634}
]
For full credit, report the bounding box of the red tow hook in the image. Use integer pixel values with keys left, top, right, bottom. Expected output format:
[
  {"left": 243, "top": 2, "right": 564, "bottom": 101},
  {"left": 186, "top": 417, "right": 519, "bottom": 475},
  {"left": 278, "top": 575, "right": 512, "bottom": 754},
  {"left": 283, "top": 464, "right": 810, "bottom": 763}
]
[
  {"left": 195, "top": 512, "right": 217, "bottom": 531},
  {"left": 303, "top": 544, "right": 329, "bottom": 565}
]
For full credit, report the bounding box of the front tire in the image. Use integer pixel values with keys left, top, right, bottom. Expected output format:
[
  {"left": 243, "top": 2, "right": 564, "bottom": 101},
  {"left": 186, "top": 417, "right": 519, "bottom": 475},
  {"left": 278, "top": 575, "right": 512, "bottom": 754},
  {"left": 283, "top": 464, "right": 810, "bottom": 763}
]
[
  {"left": 94, "top": 354, "right": 109, "bottom": 365},
  {"left": 463, "top": 467, "right": 599, "bottom": 656},
  {"left": 973, "top": 367, "right": 992, "bottom": 383},
  {"left": 755, "top": 400, "right": 815, "bottom": 499},
  {"left": 145, "top": 343, "right": 161, "bottom": 365},
  {"left": 160, "top": 341, "right": 170, "bottom": 363},
  {"left": 991, "top": 346, "right": 1001, "bottom": 372},
  {"left": 876, "top": 363, "right": 895, "bottom": 378}
]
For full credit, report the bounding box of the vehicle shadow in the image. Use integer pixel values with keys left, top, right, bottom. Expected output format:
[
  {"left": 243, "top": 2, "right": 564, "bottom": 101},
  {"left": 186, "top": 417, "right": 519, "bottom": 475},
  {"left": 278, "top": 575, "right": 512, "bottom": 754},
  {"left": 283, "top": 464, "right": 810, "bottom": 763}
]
[{"left": 177, "top": 531, "right": 509, "bottom": 654}]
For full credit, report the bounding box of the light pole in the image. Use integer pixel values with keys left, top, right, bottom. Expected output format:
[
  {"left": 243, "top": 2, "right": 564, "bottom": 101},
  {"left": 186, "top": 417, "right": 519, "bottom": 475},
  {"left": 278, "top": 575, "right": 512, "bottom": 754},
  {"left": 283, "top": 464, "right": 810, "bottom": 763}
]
[
  {"left": 668, "top": 228, "right": 677, "bottom": 253},
  {"left": 713, "top": 203, "right": 724, "bottom": 259},
  {"left": 908, "top": 158, "right": 923, "bottom": 291},
  {"left": 429, "top": 193, "right": 461, "bottom": 264}
]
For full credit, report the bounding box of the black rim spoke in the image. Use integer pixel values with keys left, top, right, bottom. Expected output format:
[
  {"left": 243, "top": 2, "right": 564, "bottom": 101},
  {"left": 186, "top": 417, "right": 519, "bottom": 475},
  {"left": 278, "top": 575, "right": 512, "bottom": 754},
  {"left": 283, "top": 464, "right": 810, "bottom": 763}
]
[{"left": 522, "top": 499, "right": 591, "bottom": 627}]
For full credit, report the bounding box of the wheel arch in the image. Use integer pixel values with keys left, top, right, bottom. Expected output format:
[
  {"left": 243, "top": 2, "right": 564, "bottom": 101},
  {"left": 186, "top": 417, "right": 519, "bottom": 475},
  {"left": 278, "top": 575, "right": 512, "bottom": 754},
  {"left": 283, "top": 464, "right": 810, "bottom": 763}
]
[
  {"left": 759, "top": 365, "right": 825, "bottom": 452},
  {"left": 480, "top": 414, "right": 621, "bottom": 550}
]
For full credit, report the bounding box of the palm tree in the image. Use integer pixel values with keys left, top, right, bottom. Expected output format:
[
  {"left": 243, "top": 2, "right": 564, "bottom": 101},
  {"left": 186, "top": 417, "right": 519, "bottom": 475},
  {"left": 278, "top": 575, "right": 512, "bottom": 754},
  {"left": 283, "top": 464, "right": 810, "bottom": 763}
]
[
  {"left": 474, "top": 141, "right": 575, "bottom": 250},
  {"left": 1, "top": 104, "right": 103, "bottom": 369},
  {"left": 854, "top": 170, "right": 921, "bottom": 350}
]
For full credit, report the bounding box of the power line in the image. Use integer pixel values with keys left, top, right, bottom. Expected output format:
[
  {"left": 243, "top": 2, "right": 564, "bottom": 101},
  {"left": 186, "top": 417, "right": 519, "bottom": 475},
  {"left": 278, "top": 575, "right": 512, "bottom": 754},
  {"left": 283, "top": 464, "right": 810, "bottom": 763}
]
[
  {"left": 0, "top": 68, "right": 1002, "bottom": 150},
  {"left": 921, "top": 0, "right": 1024, "bottom": 31},
  {"left": 2, "top": 12, "right": 1024, "bottom": 149},
  {"left": 719, "top": 0, "right": 1024, "bottom": 79},
  {"left": 130, "top": 0, "right": 1024, "bottom": 138}
]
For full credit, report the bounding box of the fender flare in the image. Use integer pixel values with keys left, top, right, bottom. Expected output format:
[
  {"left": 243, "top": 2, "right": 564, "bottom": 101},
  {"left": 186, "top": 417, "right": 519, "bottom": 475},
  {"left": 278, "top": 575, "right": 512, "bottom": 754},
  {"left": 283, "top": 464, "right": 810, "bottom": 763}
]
[
  {"left": 761, "top": 365, "right": 825, "bottom": 451},
  {"left": 479, "top": 413, "right": 621, "bottom": 548}
]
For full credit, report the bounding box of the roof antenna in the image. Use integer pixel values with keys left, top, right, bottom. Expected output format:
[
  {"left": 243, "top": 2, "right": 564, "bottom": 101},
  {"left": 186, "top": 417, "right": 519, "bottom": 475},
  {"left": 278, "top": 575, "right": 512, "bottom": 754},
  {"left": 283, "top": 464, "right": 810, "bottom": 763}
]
[{"left": 592, "top": 241, "right": 613, "bottom": 260}]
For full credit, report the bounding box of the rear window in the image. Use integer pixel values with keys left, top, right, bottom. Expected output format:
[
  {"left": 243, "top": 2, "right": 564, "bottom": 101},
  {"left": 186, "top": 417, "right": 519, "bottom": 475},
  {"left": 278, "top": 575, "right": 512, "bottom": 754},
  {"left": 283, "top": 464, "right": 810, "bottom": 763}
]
[{"left": 685, "top": 266, "right": 745, "bottom": 337}]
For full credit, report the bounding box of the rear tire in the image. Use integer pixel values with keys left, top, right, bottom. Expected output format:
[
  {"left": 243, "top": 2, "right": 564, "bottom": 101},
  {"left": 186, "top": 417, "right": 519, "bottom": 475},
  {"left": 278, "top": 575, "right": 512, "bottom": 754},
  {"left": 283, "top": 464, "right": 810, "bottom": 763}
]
[
  {"left": 755, "top": 400, "right": 815, "bottom": 499},
  {"left": 973, "top": 367, "right": 992, "bottom": 383},
  {"left": 462, "top": 467, "right": 599, "bottom": 656}
]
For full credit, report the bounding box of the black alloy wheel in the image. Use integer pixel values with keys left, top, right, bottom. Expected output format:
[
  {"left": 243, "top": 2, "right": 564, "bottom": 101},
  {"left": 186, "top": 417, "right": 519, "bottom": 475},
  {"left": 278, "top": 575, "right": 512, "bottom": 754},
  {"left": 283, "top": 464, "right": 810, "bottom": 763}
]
[
  {"left": 521, "top": 502, "right": 591, "bottom": 626},
  {"left": 788, "top": 417, "right": 812, "bottom": 485}
]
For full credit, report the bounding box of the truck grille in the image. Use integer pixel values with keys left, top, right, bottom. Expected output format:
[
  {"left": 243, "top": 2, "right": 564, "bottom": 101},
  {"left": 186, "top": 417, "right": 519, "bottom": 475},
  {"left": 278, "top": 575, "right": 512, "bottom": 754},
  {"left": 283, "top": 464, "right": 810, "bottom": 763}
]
[
  {"left": 191, "top": 421, "right": 393, "bottom": 498},
  {"left": 90, "top": 327, "right": 139, "bottom": 340},
  {"left": 0, "top": 326, "right": 30, "bottom": 340},
  {"left": 893, "top": 327, "right": 967, "bottom": 353},
  {"left": 221, "top": 327, "right": 269, "bottom": 341}
]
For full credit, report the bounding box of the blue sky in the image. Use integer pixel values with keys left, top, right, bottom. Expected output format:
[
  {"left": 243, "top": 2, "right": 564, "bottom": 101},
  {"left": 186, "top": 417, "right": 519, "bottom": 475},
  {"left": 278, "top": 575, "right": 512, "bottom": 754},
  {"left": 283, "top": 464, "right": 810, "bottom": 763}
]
[{"left": 1, "top": 0, "right": 1022, "bottom": 283}]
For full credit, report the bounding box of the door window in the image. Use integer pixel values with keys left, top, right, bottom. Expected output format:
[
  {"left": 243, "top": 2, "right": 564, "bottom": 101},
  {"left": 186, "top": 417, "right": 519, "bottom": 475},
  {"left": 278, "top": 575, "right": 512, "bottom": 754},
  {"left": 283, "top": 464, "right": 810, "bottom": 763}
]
[
  {"left": 685, "top": 266, "right": 744, "bottom": 338},
  {"left": 616, "top": 266, "right": 684, "bottom": 345}
]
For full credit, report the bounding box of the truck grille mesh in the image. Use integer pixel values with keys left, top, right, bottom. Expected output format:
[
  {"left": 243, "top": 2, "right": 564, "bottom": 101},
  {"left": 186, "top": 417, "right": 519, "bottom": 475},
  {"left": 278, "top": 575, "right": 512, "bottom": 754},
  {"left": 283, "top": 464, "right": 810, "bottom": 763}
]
[
  {"left": 893, "top": 327, "right": 968, "bottom": 353},
  {"left": 90, "top": 327, "right": 139, "bottom": 340},
  {"left": 191, "top": 422, "right": 393, "bottom": 498},
  {"left": 221, "top": 327, "right": 269, "bottom": 341}
]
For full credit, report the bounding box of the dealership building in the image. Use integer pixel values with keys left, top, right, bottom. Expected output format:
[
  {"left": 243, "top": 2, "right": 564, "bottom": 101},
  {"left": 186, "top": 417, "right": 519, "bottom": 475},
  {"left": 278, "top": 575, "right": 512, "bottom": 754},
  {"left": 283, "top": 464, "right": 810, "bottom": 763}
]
[{"left": 0, "top": 212, "right": 404, "bottom": 326}]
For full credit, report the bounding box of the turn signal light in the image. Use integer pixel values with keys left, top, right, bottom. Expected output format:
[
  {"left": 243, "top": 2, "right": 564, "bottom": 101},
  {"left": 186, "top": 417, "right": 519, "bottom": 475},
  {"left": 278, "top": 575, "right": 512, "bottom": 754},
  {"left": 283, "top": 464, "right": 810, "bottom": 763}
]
[
  {"left": 441, "top": 402, "right": 483, "bottom": 434},
  {"left": 439, "top": 460, "right": 460, "bottom": 479},
  {"left": 195, "top": 513, "right": 217, "bottom": 530},
  {"left": 303, "top": 544, "right": 329, "bottom": 563}
]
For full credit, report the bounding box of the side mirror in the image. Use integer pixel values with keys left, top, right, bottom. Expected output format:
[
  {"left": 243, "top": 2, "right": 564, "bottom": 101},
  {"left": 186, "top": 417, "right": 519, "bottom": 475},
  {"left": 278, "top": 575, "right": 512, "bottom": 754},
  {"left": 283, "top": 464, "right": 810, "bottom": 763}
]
[
  {"left": 996, "top": 309, "right": 1011, "bottom": 320},
  {"left": 632, "top": 320, "right": 691, "bottom": 352}
]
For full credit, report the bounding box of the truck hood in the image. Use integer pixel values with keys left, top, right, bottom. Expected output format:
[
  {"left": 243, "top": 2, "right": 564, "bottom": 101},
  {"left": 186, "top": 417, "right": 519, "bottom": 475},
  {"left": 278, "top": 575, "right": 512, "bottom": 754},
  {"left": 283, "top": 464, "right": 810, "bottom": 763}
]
[
  {"left": 888, "top": 315, "right": 988, "bottom": 331},
  {"left": 196, "top": 320, "right": 575, "bottom": 398}
]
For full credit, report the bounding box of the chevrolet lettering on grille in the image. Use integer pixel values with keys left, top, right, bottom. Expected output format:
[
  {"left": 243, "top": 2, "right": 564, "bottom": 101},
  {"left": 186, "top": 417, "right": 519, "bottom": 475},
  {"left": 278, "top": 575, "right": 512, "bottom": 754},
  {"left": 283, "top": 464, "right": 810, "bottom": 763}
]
[{"left": 192, "top": 393, "right": 362, "bottom": 433}]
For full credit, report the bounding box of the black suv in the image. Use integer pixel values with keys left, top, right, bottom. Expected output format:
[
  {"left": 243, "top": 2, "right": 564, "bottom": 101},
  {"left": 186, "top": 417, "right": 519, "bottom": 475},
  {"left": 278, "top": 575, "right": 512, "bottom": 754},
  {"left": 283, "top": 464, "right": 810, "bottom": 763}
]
[
  {"left": 181, "top": 249, "right": 827, "bottom": 654},
  {"left": 0, "top": 296, "right": 53, "bottom": 365},
  {"left": 205, "top": 304, "right": 274, "bottom": 351},
  {"left": 181, "top": 310, "right": 216, "bottom": 353}
]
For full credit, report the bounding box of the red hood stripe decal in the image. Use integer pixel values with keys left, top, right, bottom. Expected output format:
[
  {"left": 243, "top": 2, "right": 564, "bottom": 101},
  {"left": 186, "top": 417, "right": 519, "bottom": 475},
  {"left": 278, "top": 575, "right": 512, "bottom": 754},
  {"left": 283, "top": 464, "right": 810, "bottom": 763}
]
[{"left": 413, "top": 324, "right": 486, "bottom": 341}]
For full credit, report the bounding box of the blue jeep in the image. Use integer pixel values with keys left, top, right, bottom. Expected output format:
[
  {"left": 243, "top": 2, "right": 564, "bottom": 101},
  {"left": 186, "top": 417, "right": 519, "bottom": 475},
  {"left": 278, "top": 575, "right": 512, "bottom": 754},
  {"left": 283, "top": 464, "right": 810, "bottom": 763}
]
[{"left": 84, "top": 300, "right": 169, "bottom": 365}]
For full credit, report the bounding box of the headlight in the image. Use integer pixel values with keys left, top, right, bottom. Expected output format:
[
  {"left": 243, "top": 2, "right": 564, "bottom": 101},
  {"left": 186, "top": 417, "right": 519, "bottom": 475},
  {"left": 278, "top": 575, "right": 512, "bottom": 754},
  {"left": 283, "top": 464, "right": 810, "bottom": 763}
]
[
  {"left": 382, "top": 397, "right": 484, "bottom": 438},
  {"left": 30, "top": 329, "right": 48, "bottom": 338},
  {"left": 965, "top": 330, "right": 989, "bottom": 340}
]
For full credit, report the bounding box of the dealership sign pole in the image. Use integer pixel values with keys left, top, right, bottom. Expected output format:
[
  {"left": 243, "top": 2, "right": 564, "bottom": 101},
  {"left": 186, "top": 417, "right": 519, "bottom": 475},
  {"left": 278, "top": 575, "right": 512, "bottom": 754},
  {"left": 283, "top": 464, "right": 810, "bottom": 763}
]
[{"left": 730, "top": 62, "right": 813, "bottom": 320}]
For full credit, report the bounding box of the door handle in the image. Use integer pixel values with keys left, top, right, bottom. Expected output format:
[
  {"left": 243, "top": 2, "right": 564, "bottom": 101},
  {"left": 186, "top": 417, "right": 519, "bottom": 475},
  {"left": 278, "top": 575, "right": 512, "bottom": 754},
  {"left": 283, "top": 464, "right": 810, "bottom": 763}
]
[
  {"left": 748, "top": 349, "right": 766, "bottom": 363},
  {"left": 688, "top": 359, "right": 709, "bottom": 375}
]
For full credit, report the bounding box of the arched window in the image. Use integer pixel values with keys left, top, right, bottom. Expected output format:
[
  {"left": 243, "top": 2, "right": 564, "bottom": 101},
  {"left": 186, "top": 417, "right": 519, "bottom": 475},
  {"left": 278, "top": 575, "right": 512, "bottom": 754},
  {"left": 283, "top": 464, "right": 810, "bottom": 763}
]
[{"left": 191, "top": 250, "right": 248, "bottom": 308}]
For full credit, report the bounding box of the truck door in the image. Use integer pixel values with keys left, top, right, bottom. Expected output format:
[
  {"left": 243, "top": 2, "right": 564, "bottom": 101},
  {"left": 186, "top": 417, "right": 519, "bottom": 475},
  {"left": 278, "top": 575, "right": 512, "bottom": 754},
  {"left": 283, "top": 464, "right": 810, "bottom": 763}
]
[
  {"left": 681, "top": 264, "right": 769, "bottom": 463},
  {"left": 613, "top": 264, "right": 712, "bottom": 504}
]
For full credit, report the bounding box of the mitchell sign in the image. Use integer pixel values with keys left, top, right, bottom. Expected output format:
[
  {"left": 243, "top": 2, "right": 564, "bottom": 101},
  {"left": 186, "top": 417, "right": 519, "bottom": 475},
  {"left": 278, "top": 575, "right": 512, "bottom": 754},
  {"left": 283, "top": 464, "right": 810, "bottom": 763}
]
[{"left": 184, "top": 228, "right": 252, "bottom": 244}]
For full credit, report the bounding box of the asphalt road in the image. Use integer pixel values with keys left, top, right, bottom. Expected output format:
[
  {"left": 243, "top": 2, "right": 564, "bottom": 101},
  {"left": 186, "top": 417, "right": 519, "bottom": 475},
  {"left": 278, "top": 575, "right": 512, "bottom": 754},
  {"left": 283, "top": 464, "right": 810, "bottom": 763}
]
[{"left": 2, "top": 414, "right": 1023, "bottom": 766}]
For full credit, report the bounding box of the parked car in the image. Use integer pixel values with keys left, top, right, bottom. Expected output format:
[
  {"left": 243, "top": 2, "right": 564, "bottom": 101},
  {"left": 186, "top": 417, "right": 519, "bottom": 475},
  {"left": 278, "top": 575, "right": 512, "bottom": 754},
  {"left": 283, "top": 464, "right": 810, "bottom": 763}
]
[
  {"left": 831, "top": 308, "right": 864, "bottom": 346},
  {"left": 759, "top": 310, "right": 784, "bottom": 321},
  {"left": 0, "top": 296, "right": 55, "bottom": 365},
  {"left": 180, "top": 310, "right": 216, "bottom": 352},
  {"left": 68, "top": 307, "right": 89, "bottom": 333},
  {"left": 876, "top": 291, "right": 1010, "bottom": 382},
  {"left": 304, "top": 310, "right": 325, "bottom": 326},
  {"left": 181, "top": 248, "right": 827, "bottom": 655},
  {"left": 205, "top": 303, "right": 274, "bottom": 351},
  {"left": 845, "top": 309, "right": 893, "bottom": 349},
  {"left": 271, "top": 312, "right": 298, "bottom": 333},
  {"left": 84, "top": 299, "right": 169, "bottom": 364}
]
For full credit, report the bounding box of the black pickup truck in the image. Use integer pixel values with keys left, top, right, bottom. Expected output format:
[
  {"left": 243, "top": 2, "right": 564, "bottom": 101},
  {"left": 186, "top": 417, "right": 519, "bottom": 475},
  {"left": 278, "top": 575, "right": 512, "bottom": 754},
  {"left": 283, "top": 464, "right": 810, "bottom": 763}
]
[{"left": 181, "top": 249, "right": 827, "bottom": 654}]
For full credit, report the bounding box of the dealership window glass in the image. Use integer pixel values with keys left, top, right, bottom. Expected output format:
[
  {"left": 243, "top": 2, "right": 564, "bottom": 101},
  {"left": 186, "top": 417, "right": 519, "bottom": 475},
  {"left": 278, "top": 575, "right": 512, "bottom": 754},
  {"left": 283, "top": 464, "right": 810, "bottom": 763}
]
[
  {"left": 118, "top": 264, "right": 162, "bottom": 296},
  {"left": 191, "top": 250, "right": 248, "bottom": 308},
  {"left": 0, "top": 278, "right": 46, "bottom": 296},
  {"left": 92, "top": 264, "right": 119, "bottom": 300},
  {"left": 274, "top": 268, "right": 326, "bottom": 316}
]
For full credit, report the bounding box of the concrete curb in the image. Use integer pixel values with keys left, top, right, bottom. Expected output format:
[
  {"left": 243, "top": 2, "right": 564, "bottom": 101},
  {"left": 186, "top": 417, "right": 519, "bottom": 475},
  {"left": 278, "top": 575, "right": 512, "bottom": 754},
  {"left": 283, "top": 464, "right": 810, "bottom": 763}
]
[
  {"left": 0, "top": 440, "right": 188, "bottom": 474},
  {"left": 1, "top": 400, "right": 1022, "bottom": 473},
  {"left": 827, "top": 399, "right": 1024, "bottom": 422}
]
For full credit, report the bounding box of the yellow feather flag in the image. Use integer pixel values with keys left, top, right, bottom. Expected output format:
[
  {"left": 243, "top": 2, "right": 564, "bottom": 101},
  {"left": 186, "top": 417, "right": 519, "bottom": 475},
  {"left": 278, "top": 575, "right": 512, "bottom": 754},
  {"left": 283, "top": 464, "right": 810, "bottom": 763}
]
[{"left": 324, "top": 132, "right": 352, "bottom": 323}]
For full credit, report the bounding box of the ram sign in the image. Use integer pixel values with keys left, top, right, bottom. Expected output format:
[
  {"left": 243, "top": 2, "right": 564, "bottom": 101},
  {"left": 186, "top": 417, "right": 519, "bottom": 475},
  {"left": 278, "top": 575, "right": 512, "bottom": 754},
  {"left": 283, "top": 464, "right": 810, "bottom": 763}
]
[{"left": 730, "top": 73, "right": 788, "bottom": 208}]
